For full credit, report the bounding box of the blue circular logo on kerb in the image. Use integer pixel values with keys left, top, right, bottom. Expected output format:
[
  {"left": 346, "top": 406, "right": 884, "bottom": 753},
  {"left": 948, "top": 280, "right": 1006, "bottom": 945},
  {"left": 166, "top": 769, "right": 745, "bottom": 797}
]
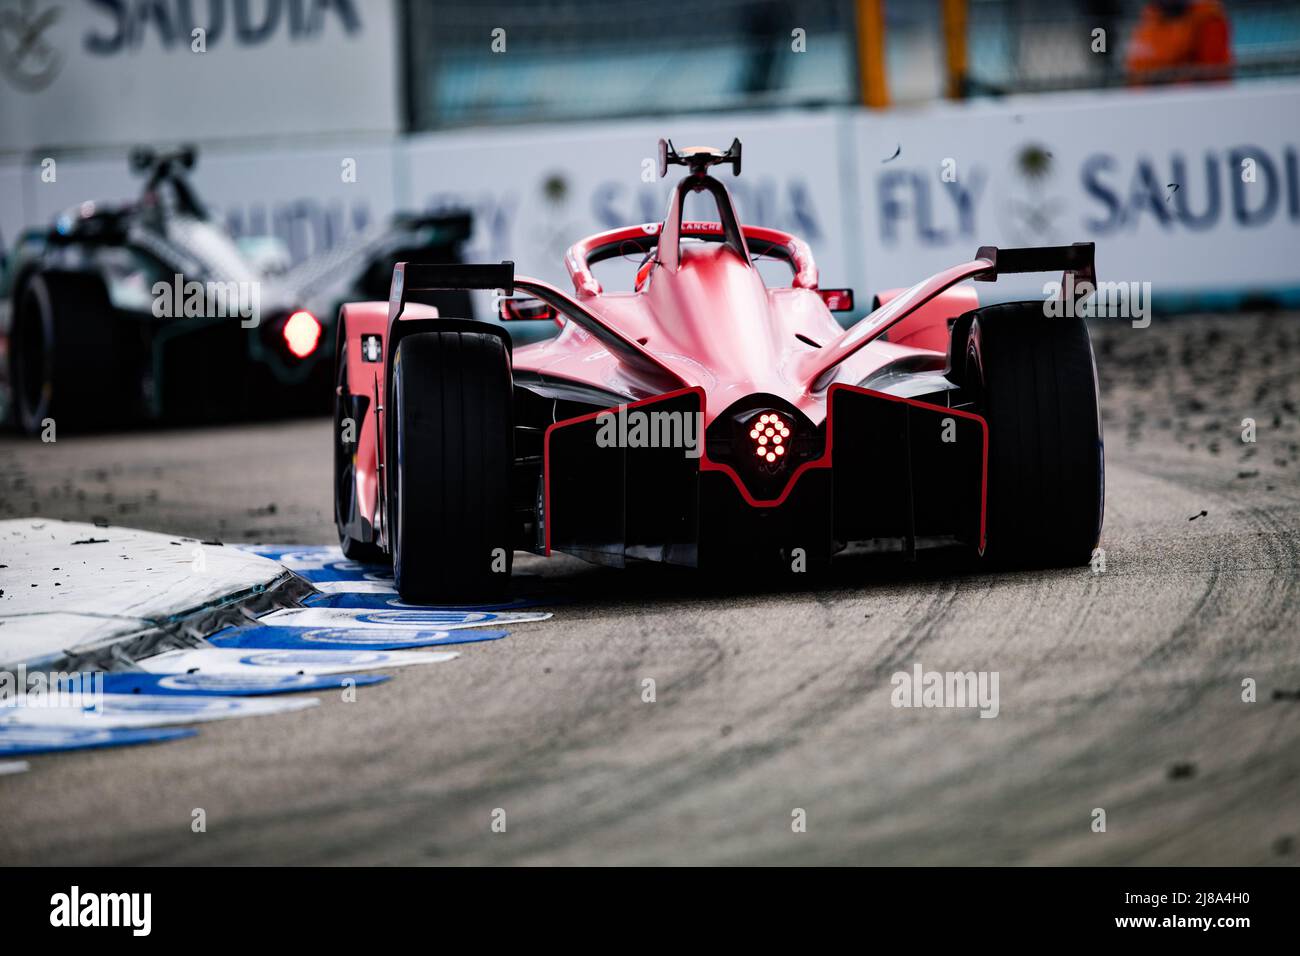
[
  {"left": 299, "top": 628, "right": 448, "bottom": 646},
  {"left": 239, "top": 650, "right": 390, "bottom": 667},
  {"left": 356, "top": 611, "right": 494, "bottom": 626},
  {"left": 159, "top": 673, "right": 314, "bottom": 691}
]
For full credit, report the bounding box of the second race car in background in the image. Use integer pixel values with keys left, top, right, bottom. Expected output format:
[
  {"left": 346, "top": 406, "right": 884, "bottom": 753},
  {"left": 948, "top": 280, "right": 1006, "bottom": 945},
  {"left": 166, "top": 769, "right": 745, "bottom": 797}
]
[{"left": 0, "top": 147, "right": 477, "bottom": 433}]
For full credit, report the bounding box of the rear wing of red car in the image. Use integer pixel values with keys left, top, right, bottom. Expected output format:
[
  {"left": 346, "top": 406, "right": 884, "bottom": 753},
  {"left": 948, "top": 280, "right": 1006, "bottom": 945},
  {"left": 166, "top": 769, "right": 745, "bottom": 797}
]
[
  {"left": 972, "top": 242, "right": 1096, "bottom": 285},
  {"left": 801, "top": 242, "right": 1097, "bottom": 391},
  {"left": 388, "top": 261, "right": 515, "bottom": 323}
]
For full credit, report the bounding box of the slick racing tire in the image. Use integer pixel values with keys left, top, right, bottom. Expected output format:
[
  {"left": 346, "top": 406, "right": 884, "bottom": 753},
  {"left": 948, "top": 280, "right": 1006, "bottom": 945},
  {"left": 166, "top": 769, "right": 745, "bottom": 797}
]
[
  {"left": 961, "top": 300, "right": 1104, "bottom": 567},
  {"left": 13, "top": 272, "right": 119, "bottom": 435},
  {"left": 334, "top": 340, "right": 388, "bottom": 565},
  {"left": 388, "top": 330, "right": 514, "bottom": 602}
]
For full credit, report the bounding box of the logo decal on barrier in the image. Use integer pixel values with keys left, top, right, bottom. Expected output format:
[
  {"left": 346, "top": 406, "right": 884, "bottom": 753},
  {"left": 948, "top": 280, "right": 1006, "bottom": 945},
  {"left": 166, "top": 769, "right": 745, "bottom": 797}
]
[{"left": 301, "top": 627, "right": 440, "bottom": 644}]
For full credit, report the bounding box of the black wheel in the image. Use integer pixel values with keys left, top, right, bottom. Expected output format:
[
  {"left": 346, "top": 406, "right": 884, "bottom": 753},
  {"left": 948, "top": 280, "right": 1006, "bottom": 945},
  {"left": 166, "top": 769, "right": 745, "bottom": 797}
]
[
  {"left": 388, "top": 330, "right": 514, "bottom": 602},
  {"left": 12, "top": 272, "right": 119, "bottom": 435},
  {"left": 334, "top": 340, "right": 387, "bottom": 565},
  {"left": 962, "top": 300, "right": 1104, "bottom": 567}
]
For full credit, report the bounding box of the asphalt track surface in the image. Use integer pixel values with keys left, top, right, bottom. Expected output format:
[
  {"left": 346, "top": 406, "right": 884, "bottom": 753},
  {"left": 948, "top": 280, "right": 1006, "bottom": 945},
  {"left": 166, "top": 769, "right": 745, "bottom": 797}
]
[{"left": 2, "top": 313, "right": 1298, "bottom": 865}]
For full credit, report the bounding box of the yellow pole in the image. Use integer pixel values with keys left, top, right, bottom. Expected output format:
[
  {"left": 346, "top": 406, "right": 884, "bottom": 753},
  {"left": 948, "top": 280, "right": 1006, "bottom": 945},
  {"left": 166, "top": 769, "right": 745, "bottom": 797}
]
[
  {"left": 941, "top": 0, "right": 969, "bottom": 100},
  {"left": 856, "top": 0, "right": 889, "bottom": 109}
]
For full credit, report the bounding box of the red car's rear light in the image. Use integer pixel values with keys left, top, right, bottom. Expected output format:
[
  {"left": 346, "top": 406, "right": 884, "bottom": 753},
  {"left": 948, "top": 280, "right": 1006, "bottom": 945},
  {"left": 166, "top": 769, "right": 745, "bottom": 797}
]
[
  {"left": 748, "top": 411, "right": 792, "bottom": 466},
  {"left": 283, "top": 310, "right": 322, "bottom": 358}
]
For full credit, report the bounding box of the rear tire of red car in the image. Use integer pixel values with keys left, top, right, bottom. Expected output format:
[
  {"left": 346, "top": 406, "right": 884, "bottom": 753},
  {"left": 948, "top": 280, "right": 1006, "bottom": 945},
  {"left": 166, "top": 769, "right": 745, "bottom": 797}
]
[
  {"left": 334, "top": 340, "right": 388, "bottom": 565},
  {"left": 962, "top": 300, "right": 1104, "bottom": 567},
  {"left": 13, "top": 272, "right": 119, "bottom": 435},
  {"left": 388, "top": 330, "right": 514, "bottom": 603}
]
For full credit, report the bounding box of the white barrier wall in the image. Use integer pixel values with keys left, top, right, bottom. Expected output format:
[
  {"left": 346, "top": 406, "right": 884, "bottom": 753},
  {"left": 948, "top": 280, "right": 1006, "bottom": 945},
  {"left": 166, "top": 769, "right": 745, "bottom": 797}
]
[
  {"left": 854, "top": 81, "right": 1300, "bottom": 298},
  {"left": 0, "top": 0, "right": 398, "bottom": 150},
  {"left": 187, "top": 143, "right": 400, "bottom": 265}
]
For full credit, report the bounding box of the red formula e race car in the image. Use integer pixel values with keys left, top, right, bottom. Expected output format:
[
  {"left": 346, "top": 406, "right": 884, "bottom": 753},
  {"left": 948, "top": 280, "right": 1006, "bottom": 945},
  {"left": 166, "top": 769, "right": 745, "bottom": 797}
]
[{"left": 333, "top": 140, "right": 1104, "bottom": 601}]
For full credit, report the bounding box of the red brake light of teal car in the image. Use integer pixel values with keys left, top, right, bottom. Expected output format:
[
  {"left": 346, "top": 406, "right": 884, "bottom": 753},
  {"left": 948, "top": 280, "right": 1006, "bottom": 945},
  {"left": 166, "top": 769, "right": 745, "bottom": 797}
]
[{"left": 283, "top": 311, "right": 322, "bottom": 358}]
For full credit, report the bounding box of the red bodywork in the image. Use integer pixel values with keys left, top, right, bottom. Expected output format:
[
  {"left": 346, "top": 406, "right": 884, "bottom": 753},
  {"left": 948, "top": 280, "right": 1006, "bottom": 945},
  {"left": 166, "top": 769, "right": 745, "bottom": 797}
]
[{"left": 337, "top": 165, "right": 993, "bottom": 562}]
